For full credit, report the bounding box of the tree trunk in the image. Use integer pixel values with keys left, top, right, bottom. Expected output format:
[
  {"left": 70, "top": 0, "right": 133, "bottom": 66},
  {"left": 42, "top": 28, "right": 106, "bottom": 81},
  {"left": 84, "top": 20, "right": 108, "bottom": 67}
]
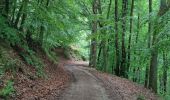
[
  {"left": 120, "top": 0, "right": 128, "bottom": 78},
  {"left": 89, "top": 0, "right": 98, "bottom": 68},
  {"left": 127, "top": 0, "right": 134, "bottom": 74},
  {"left": 149, "top": 0, "right": 170, "bottom": 93},
  {"left": 133, "top": 14, "right": 140, "bottom": 82},
  {"left": 114, "top": 0, "right": 120, "bottom": 76},
  {"left": 95, "top": 0, "right": 111, "bottom": 71},
  {"left": 98, "top": 0, "right": 111, "bottom": 72},
  {"left": 162, "top": 51, "right": 168, "bottom": 93},
  {"left": 145, "top": 0, "right": 152, "bottom": 88},
  {"left": 149, "top": 46, "right": 158, "bottom": 93}
]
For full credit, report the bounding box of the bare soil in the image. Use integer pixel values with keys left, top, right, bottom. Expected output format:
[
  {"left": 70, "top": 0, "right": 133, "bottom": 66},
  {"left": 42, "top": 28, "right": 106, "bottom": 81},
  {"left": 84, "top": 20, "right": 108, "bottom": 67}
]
[{"left": 59, "top": 65, "right": 111, "bottom": 100}]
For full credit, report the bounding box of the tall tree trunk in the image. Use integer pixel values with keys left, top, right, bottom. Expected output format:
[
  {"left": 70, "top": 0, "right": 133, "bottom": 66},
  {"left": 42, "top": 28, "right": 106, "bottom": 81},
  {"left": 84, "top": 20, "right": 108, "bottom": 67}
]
[
  {"left": 133, "top": 14, "right": 140, "bottom": 82},
  {"left": 89, "top": 0, "right": 98, "bottom": 68},
  {"left": 145, "top": 0, "right": 152, "bottom": 88},
  {"left": 96, "top": 0, "right": 111, "bottom": 71},
  {"left": 149, "top": 0, "right": 170, "bottom": 93},
  {"left": 97, "top": 0, "right": 106, "bottom": 71},
  {"left": 98, "top": 0, "right": 112, "bottom": 72},
  {"left": 162, "top": 51, "right": 168, "bottom": 93},
  {"left": 120, "top": 0, "right": 128, "bottom": 78},
  {"left": 127, "top": 0, "right": 134, "bottom": 74},
  {"left": 149, "top": 44, "right": 158, "bottom": 93},
  {"left": 114, "top": 0, "right": 120, "bottom": 76}
]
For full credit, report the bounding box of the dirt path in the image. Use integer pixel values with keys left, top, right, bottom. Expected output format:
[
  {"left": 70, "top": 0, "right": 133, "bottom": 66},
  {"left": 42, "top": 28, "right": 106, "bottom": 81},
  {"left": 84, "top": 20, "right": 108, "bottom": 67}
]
[
  {"left": 59, "top": 61, "right": 158, "bottom": 100},
  {"left": 59, "top": 65, "right": 111, "bottom": 100}
]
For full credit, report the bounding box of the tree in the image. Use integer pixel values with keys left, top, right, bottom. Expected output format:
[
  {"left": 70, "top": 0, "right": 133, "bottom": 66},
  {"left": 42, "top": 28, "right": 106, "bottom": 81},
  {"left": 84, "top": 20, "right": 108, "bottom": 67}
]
[
  {"left": 89, "top": 0, "right": 98, "bottom": 68},
  {"left": 127, "top": 0, "right": 135, "bottom": 74},
  {"left": 97, "top": 0, "right": 112, "bottom": 72},
  {"left": 149, "top": 0, "right": 170, "bottom": 93},
  {"left": 114, "top": 0, "right": 120, "bottom": 76},
  {"left": 145, "top": 0, "right": 152, "bottom": 88},
  {"left": 120, "top": 0, "right": 128, "bottom": 78},
  {"left": 162, "top": 51, "right": 168, "bottom": 93}
]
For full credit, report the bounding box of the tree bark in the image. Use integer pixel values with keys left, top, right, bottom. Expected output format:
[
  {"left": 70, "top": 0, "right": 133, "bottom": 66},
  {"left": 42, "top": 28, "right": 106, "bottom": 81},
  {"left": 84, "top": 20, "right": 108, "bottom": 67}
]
[
  {"left": 162, "top": 51, "right": 168, "bottom": 93},
  {"left": 127, "top": 0, "right": 134, "bottom": 74},
  {"left": 145, "top": 0, "right": 152, "bottom": 88},
  {"left": 133, "top": 13, "right": 140, "bottom": 82},
  {"left": 120, "top": 0, "right": 128, "bottom": 78},
  {"left": 89, "top": 0, "right": 98, "bottom": 68},
  {"left": 149, "top": 0, "right": 170, "bottom": 93},
  {"left": 114, "top": 0, "right": 120, "bottom": 76},
  {"left": 95, "top": 0, "right": 111, "bottom": 71}
]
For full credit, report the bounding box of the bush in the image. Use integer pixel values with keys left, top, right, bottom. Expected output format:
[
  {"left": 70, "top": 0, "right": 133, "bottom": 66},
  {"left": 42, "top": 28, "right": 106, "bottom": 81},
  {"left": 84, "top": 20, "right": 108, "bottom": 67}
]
[
  {"left": 0, "top": 80, "right": 15, "bottom": 99},
  {"left": 137, "top": 95, "right": 145, "bottom": 100}
]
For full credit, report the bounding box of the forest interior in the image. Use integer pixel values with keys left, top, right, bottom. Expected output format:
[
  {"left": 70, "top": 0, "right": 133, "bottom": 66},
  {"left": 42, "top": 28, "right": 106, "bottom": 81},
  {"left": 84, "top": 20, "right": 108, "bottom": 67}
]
[{"left": 0, "top": 0, "right": 170, "bottom": 100}]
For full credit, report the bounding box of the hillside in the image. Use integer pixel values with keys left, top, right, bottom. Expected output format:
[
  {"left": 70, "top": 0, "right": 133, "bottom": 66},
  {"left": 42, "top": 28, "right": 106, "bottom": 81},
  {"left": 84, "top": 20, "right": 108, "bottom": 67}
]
[{"left": 1, "top": 0, "right": 170, "bottom": 99}]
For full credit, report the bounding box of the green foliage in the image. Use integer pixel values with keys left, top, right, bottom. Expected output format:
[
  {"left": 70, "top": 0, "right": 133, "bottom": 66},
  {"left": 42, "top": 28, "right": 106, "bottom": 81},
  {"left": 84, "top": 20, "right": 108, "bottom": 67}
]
[
  {"left": 64, "top": 47, "right": 85, "bottom": 61},
  {"left": 21, "top": 51, "right": 45, "bottom": 78},
  {"left": 44, "top": 48, "right": 58, "bottom": 64},
  {"left": 163, "top": 95, "right": 170, "bottom": 100},
  {"left": 137, "top": 95, "right": 145, "bottom": 100},
  {"left": 0, "top": 0, "right": 169, "bottom": 98},
  {"left": 0, "top": 16, "right": 21, "bottom": 45},
  {"left": 0, "top": 44, "right": 18, "bottom": 75},
  {"left": 0, "top": 80, "right": 15, "bottom": 99},
  {"left": 0, "top": 0, "right": 86, "bottom": 80}
]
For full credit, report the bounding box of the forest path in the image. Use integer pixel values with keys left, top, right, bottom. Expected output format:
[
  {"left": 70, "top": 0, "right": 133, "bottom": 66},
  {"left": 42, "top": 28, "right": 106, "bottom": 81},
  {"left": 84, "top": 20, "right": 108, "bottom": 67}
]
[
  {"left": 59, "top": 64, "right": 112, "bottom": 100},
  {"left": 58, "top": 61, "right": 158, "bottom": 100}
]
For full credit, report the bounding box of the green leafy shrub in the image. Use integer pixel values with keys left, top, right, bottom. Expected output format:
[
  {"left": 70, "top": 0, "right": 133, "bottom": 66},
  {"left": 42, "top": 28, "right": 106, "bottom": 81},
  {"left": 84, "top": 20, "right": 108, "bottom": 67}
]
[
  {"left": 0, "top": 80, "right": 15, "bottom": 99},
  {"left": 0, "top": 15, "right": 21, "bottom": 46},
  {"left": 0, "top": 45, "right": 18, "bottom": 75},
  {"left": 137, "top": 95, "right": 145, "bottom": 100},
  {"left": 21, "top": 51, "right": 45, "bottom": 78},
  {"left": 44, "top": 48, "right": 58, "bottom": 64}
]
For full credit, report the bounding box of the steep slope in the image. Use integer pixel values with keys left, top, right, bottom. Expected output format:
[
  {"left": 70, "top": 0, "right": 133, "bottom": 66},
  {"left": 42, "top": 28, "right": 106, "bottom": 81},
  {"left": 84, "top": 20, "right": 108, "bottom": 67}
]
[{"left": 0, "top": 42, "right": 71, "bottom": 99}]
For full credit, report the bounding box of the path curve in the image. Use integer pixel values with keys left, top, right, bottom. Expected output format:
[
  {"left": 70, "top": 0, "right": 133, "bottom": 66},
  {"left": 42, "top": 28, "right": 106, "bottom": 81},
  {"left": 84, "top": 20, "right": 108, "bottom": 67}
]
[{"left": 59, "top": 65, "right": 111, "bottom": 100}]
